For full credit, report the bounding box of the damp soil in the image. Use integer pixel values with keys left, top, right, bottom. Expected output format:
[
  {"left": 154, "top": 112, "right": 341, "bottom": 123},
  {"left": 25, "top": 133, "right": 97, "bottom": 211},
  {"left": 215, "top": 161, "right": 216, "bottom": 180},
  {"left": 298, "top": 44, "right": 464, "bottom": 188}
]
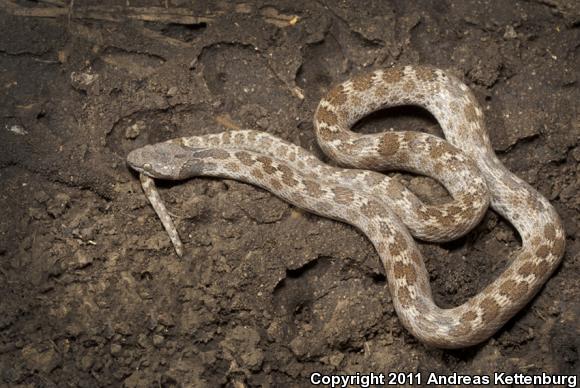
[{"left": 0, "top": 0, "right": 579, "bottom": 386}]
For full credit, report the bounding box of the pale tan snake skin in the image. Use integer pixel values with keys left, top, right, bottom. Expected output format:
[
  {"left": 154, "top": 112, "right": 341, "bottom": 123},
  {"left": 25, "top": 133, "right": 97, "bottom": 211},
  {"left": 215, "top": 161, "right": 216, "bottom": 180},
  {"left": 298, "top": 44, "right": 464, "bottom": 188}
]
[{"left": 127, "top": 66, "right": 566, "bottom": 348}]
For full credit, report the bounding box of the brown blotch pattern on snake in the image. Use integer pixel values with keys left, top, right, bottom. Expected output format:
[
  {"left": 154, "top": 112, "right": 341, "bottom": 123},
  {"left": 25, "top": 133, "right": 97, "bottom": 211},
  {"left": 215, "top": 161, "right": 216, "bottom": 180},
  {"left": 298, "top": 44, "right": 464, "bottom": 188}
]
[
  {"left": 225, "top": 162, "right": 240, "bottom": 172},
  {"left": 479, "top": 297, "right": 500, "bottom": 322},
  {"left": 535, "top": 245, "right": 551, "bottom": 259},
  {"left": 414, "top": 67, "right": 438, "bottom": 82},
  {"left": 326, "top": 85, "right": 348, "bottom": 106},
  {"left": 247, "top": 131, "right": 257, "bottom": 142},
  {"left": 402, "top": 80, "right": 417, "bottom": 93},
  {"left": 378, "top": 136, "right": 401, "bottom": 157},
  {"left": 337, "top": 140, "right": 357, "bottom": 154},
  {"left": 385, "top": 181, "right": 406, "bottom": 200},
  {"left": 256, "top": 156, "right": 277, "bottom": 174},
  {"left": 382, "top": 68, "right": 404, "bottom": 84},
  {"left": 270, "top": 178, "right": 283, "bottom": 191},
  {"left": 361, "top": 199, "right": 383, "bottom": 218},
  {"left": 279, "top": 164, "right": 298, "bottom": 187},
  {"left": 363, "top": 172, "right": 385, "bottom": 186},
  {"left": 552, "top": 235, "right": 566, "bottom": 257},
  {"left": 250, "top": 168, "right": 264, "bottom": 180},
  {"left": 518, "top": 259, "right": 551, "bottom": 278},
  {"left": 389, "top": 232, "right": 408, "bottom": 257},
  {"left": 450, "top": 321, "right": 471, "bottom": 337},
  {"left": 499, "top": 279, "right": 529, "bottom": 301},
  {"left": 397, "top": 286, "right": 413, "bottom": 308},
  {"left": 433, "top": 212, "right": 455, "bottom": 228},
  {"left": 351, "top": 73, "right": 375, "bottom": 92},
  {"left": 233, "top": 132, "right": 245, "bottom": 144},
  {"left": 316, "top": 106, "right": 339, "bottom": 127},
  {"left": 303, "top": 179, "right": 324, "bottom": 198},
  {"left": 429, "top": 140, "right": 456, "bottom": 160},
  {"left": 462, "top": 310, "right": 478, "bottom": 322},
  {"left": 535, "top": 260, "right": 552, "bottom": 276},
  {"left": 317, "top": 126, "right": 335, "bottom": 141},
  {"left": 379, "top": 222, "right": 393, "bottom": 236},
  {"left": 463, "top": 104, "right": 478, "bottom": 123},
  {"left": 332, "top": 186, "right": 354, "bottom": 204},
  {"left": 450, "top": 310, "right": 478, "bottom": 337},
  {"left": 409, "top": 251, "right": 423, "bottom": 266},
  {"left": 235, "top": 151, "right": 256, "bottom": 166},
  {"left": 393, "top": 261, "right": 417, "bottom": 284},
  {"left": 195, "top": 149, "right": 230, "bottom": 160},
  {"left": 208, "top": 136, "right": 219, "bottom": 146},
  {"left": 543, "top": 223, "right": 556, "bottom": 241}
]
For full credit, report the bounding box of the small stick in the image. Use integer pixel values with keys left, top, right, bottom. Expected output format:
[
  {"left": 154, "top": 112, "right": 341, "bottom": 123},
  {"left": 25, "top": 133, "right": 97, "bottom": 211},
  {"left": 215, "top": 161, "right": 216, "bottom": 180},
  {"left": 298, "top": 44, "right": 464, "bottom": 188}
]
[
  {"left": 139, "top": 173, "right": 184, "bottom": 257},
  {"left": 0, "top": 0, "right": 216, "bottom": 25}
]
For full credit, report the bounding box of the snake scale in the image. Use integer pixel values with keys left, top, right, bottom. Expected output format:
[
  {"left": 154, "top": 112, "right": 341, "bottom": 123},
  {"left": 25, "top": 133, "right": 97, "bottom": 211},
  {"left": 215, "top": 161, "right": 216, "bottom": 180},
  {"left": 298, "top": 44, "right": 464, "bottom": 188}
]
[{"left": 127, "top": 66, "right": 565, "bottom": 348}]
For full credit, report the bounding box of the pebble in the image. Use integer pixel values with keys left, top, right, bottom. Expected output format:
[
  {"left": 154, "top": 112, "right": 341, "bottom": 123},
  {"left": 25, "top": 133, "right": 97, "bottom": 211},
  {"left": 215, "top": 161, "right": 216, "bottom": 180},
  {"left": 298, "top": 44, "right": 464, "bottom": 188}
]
[
  {"left": 125, "top": 122, "right": 142, "bottom": 140},
  {"left": 46, "top": 193, "right": 71, "bottom": 218},
  {"left": 78, "top": 354, "right": 94, "bottom": 371},
  {"left": 152, "top": 334, "right": 164, "bottom": 347},
  {"left": 110, "top": 343, "right": 122, "bottom": 355},
  {"left": 21, "top": 343, "right": 61, "bottom": 373}
]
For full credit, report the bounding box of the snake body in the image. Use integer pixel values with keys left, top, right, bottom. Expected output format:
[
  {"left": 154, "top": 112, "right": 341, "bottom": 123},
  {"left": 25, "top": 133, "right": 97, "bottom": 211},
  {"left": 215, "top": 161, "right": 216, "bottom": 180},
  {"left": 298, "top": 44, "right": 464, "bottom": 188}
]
[{"left": 127, "top": 66, "right": 565, "bottom": 348}]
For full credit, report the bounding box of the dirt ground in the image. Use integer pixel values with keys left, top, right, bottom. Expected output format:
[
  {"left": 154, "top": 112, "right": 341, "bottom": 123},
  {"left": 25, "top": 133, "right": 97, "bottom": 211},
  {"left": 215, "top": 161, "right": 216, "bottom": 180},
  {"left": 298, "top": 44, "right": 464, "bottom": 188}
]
[{"left": 0, "top": 0, "right": 579, "bottom": 386}]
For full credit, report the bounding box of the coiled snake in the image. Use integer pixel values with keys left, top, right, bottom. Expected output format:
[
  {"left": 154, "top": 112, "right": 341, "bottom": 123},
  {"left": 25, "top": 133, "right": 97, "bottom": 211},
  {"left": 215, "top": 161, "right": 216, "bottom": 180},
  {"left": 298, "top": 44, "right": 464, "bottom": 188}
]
[{"left": 127, "top": 66, "right": 565, "bottom": 348}]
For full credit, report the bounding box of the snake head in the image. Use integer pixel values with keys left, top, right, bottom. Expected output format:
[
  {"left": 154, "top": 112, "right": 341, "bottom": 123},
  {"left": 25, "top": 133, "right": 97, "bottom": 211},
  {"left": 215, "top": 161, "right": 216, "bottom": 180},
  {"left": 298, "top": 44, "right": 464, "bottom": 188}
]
[{"left": 127, "top": 141, "right": 201, "bottom": 180}]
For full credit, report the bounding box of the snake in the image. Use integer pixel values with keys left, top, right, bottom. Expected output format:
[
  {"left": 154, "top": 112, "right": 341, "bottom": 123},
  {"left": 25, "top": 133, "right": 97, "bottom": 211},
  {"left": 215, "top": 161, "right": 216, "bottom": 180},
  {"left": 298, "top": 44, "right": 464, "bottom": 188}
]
[{"left": 126, "top": 66, "right": 565, "bottom": 349}]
